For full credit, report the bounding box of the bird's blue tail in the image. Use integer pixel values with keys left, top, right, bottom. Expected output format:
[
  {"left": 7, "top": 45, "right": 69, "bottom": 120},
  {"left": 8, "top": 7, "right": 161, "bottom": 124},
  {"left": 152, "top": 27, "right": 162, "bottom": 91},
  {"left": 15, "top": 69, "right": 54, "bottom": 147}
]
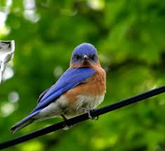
[{"left": 11, "top": 110, "right": 40, "bottom": 134}]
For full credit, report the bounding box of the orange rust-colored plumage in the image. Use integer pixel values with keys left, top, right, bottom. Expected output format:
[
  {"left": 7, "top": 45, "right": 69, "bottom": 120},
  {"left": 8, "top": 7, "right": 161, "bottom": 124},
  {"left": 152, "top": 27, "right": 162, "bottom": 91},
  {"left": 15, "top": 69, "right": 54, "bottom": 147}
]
[{"left": 64, "top": 64, "right": 106, "bottom": 106}]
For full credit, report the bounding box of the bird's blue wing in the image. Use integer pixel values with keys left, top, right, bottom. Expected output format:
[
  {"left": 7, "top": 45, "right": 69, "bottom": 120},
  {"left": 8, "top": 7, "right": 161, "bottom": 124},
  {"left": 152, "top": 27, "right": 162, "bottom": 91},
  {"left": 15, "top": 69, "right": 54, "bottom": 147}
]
[{"left": 33, "top": 67, "right": 95, "bottom": 112}]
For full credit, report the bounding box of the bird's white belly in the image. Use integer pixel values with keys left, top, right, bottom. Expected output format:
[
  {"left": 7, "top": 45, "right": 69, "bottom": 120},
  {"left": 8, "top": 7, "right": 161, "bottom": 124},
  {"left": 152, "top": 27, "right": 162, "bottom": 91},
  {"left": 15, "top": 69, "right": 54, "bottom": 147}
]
[
  {"left": 75, "top": 95, "right": 104, "bottom": 110},
  {"left": 37, "top": 94, "right": 105, "bottom": 119}
]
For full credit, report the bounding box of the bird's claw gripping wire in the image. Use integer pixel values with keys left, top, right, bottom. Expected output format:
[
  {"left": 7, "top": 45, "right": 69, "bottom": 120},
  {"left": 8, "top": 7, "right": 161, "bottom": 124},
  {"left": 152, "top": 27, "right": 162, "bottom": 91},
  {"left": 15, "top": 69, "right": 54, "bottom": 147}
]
[
  {"left": 61, "top": 114, "right": 73, "bottom": 130},
  {"left": 83, "top": 108, "right": 99, "bottom": 120}
]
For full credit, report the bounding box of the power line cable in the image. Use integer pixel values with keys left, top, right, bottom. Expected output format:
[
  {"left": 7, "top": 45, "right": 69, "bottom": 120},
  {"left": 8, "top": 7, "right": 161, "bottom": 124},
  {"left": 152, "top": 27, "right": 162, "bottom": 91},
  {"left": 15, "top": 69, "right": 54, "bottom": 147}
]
[{"left": 1, "top": 85, "right": 165, "bottom": 150}]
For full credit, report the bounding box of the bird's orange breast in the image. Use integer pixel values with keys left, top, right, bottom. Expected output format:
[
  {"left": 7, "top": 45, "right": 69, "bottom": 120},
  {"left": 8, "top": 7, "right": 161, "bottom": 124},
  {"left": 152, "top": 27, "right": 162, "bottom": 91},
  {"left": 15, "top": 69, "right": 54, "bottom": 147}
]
[{"left": 64, "top": 66, "right": 106, "bottom": 106}]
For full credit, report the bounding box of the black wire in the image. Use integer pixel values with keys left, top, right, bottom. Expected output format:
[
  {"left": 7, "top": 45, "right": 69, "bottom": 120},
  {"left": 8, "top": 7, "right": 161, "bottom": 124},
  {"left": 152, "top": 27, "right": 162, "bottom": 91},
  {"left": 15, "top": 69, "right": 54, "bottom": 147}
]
[{"left": 1, "top": 85, "right": 165, "bottom": 150}]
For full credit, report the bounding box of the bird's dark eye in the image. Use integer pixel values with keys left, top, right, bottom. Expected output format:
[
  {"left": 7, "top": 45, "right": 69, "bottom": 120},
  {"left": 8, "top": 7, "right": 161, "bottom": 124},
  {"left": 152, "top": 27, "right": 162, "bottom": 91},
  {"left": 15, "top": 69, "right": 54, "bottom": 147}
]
[
  {"left": 90, "top": 55, "right": 95, "bottom": 60},
  {"left": 75, "top": 54, "right": 81, "bottom": 60}
]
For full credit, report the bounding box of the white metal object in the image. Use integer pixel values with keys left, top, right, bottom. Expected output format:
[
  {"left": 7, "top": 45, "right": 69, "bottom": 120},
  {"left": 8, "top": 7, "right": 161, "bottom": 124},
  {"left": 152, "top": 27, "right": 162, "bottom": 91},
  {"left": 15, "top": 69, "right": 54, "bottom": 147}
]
[{"left": 0, "top": 40, "right": 15, "bottom": 84}]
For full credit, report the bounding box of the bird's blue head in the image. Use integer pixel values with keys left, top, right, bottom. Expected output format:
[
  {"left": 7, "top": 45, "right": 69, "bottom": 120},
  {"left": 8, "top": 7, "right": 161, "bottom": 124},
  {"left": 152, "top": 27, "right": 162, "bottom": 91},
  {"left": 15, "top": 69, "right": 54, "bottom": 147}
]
[{"left": 70, "top": 43, "right": 99, "bottom": 68}]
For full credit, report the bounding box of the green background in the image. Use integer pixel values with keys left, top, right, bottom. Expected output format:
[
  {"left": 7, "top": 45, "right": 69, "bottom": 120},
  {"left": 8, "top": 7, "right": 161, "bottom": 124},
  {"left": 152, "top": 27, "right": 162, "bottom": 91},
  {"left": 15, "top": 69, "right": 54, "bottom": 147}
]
[{"left": 1, "top": 0, "right": 165, "bottom": 150}]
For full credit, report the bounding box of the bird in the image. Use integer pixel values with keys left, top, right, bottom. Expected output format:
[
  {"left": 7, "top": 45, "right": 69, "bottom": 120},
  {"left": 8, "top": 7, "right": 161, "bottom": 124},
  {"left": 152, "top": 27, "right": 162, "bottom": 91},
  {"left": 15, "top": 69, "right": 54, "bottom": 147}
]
[
  {"left": 11, "top": 43, "right": 106, "bottom": 134},
  {"left": 0, "top": 40, "right": 15, "bottom": 84}
]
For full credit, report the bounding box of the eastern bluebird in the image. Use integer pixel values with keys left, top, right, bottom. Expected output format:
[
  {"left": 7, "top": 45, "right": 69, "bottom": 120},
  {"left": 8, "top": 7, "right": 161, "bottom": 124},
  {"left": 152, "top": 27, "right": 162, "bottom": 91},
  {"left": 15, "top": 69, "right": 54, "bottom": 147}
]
[{"left": 11, "top": 43, "right": 106, "bottom": 133}]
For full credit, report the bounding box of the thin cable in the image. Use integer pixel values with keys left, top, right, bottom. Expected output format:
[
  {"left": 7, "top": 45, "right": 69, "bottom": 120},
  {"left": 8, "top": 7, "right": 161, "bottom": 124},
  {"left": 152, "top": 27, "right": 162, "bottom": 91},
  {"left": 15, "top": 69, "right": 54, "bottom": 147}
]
[{"left": 1, "top": 85, "right": 165, "bottom": 150}]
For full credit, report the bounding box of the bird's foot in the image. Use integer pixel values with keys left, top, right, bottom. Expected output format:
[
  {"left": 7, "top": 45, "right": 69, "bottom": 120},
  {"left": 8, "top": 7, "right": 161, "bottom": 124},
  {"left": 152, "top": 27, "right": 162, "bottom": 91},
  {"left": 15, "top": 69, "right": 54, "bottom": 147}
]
[
  {"left": 83, "top": 108, "right": 99, "bottom": 120},
  {"left": 61, "top": 114, "right": 73, "bottom": 130}
]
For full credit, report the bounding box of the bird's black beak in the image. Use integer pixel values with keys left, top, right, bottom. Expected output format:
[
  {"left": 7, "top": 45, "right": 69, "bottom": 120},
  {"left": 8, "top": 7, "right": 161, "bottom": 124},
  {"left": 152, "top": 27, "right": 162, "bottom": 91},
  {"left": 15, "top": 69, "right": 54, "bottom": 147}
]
[
  {"left": 83, "top": 55, "right": 89, "bottom": 60},
  {"left": 82, "top": 55, "right": 90, "bottom": 65}
]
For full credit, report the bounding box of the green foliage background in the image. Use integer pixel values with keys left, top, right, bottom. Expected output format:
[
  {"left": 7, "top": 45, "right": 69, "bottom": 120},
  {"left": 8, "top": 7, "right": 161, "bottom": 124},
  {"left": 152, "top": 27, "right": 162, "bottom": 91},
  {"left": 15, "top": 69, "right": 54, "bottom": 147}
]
[{"left": 0, "top": 0, "right": 165, "bottom": 150}]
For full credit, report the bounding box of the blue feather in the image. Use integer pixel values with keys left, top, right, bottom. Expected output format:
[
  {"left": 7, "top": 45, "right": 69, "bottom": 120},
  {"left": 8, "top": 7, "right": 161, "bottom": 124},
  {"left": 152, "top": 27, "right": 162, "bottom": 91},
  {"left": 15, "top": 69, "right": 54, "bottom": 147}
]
[
  {"left": 11, "top": 68, "right": 95, "bottom": 133},
  {"left": 33, "top": 67, "right": 95, "bottom": 112}
]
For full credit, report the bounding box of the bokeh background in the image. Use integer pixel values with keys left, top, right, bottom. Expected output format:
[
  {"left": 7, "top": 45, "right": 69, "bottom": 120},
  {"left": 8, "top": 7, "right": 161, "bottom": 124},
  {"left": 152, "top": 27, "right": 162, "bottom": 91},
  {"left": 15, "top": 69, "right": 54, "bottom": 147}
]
[{"left": 1, "top": 0, "right": 165, "bottom": 151}]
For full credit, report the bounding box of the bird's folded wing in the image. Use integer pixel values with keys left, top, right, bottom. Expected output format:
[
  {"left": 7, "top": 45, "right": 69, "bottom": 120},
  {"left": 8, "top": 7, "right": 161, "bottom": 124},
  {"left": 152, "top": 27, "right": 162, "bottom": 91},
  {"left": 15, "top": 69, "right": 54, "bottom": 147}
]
[{"left": 33, "top": 67, "right": 95, "bottom": 112}]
